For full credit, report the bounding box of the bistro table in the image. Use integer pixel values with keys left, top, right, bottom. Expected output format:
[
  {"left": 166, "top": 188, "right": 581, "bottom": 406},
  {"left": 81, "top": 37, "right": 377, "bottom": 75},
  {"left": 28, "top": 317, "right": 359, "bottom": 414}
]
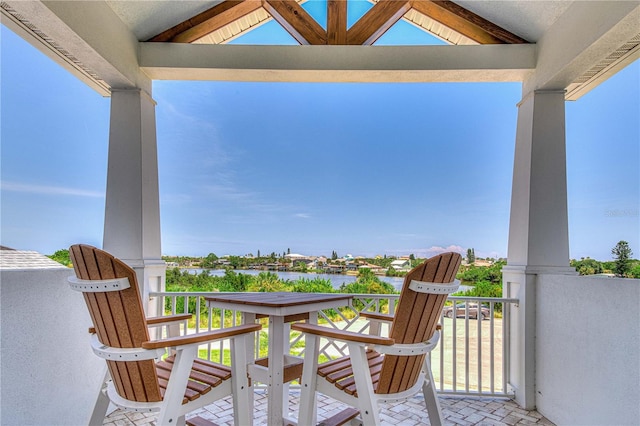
[{"left": 205, "top": 292, "right": 353, "bottom": 426}]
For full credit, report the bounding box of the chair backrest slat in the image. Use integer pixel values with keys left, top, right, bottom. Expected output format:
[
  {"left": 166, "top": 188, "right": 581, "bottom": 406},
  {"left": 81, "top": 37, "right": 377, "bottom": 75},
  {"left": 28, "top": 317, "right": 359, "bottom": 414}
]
[
  {"left": 70, "top": 244, "right": 162, "bottom": 402},
  {"left": 376, "top": 252, "right": 461, "bottom": 395}
]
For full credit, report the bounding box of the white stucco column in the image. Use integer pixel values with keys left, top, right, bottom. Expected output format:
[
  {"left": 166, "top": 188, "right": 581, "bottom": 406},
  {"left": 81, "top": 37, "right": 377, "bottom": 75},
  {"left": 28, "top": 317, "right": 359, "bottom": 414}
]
[
  {"left": 503, "top": 90, "right": 577, "bottom": 409},
  {"left": 103, "top": 89, "right": 165, "bottom": 315}
]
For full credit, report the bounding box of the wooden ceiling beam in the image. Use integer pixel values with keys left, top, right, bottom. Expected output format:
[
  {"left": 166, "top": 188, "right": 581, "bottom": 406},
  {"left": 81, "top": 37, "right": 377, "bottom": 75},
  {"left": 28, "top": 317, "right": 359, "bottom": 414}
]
[
  {"left": 347, "top": 0, "right": 412, "bottom": 45},
  {"left": 147, "top": 0, "right": 528, "bottom": 46},
  {"left": 148, "top": 0, "right": 263, "bottom": 43},
  {"left": 262, "top": 0, "right": 327, "bottom": 45},
  {"left": 327, "top": 0, "right": 347, "bottom": 45},
  {"left": 410, "top": 0, "right": 528, "bottom": 44}
]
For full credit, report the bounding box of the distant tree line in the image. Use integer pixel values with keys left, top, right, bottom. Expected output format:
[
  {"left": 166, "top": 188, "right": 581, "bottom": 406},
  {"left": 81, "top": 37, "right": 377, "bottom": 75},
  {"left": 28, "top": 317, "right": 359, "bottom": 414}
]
[
  {"left": 165, "top": 267, "right": 397, "bottom": 319},
  {"left": 569, "top": 240, "right": 639, "bottom": 278},
  {"left": 166, "top": 267, "right": 396, "bottom": 295},
  {"left": 455, "top": 260, "right": 506, "bottom": 299},
  {"left": 49, "top": 240, "right": 640, "bottom": 283},
  {"left": 48, "top": 249, "right": 71, "bottom": 267},
  {"left": 164, "top": 251, "right": 427, "bottom": 277}
]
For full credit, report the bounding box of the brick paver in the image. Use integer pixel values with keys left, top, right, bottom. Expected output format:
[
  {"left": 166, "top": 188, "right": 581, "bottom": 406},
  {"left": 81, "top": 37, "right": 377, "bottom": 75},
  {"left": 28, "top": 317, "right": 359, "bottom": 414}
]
[{"left": 104, "top": 389, "right": 555, "bottom": 426}]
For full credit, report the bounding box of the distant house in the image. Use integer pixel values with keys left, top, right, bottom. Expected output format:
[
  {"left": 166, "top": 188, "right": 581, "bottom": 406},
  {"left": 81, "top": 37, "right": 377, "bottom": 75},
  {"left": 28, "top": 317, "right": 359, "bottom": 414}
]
[
  {"left": 390, "top": 259, "right": 411, "bottom": 270},
  {"left": 217, "top": 258, "right": 231, "bottom": 267},
  {"left": 324, "top": 264, "right": 344, "bottom": 274},
  {"left": 285, "top": 253, "right": 308, "bottom": 261},
  {"left": 346, "top": 262, "right": 358, "bottom": 272},
  {"left": 359, "top": 263, "right": 385, "bottom": 274}
]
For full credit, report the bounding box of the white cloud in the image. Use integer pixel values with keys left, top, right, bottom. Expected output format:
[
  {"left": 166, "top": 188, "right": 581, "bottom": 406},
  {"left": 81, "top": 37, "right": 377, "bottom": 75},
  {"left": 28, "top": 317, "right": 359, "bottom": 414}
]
[
  {"left": 294, "top": 213, "right": 311, "bottom": 219},
  {"left": 377, "top": 245, "right": 466, "bottom": 259},
  {"left": 428, "top": 245, "right": 465, "bottom": 254},
  {"left": 1, "top": 181, "right": 104, "bottom": 198},
  {"left": 413, "top": 245, "right": 466, "bottom": 258},
  {"left": 201, "top": 183, "right": 257, "bottom": 201}
]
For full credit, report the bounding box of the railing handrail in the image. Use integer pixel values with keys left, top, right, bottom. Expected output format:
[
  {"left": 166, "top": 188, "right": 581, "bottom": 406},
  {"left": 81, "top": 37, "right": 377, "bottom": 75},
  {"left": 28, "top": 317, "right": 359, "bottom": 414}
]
[{"left": 150, "top": 291, "right": 517, "bottom": 303}]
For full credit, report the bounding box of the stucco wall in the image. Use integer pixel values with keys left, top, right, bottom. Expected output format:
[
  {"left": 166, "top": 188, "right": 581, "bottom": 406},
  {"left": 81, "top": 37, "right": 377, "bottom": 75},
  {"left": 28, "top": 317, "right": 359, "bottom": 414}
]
[
  {"left": 536, "top": 274, "right": 640, "bottom": 424},
  {"left": 0, "top": 268, "right": 106, "bottom": 425}
]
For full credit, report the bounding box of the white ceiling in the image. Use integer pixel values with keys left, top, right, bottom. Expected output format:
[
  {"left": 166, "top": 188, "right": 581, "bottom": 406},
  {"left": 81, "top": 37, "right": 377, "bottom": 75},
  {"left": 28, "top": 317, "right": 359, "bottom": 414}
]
[
  {"left": 456, "top": 0, "right": 572, "bottom": 42},
  {"left": 106, "top": 0, "right": 223, "bottom": 41}
]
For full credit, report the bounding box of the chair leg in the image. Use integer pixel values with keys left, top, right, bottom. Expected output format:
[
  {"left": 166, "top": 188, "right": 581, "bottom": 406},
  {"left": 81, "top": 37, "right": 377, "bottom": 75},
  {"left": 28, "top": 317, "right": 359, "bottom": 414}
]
[
  {"left": 348, "top": 343, "right": 380, "bottom": 425},
  {"left": 422, "top": 358, "right": 443, "bottom": 426},
  {"left": 158, "top": 346, "right": 198, "bottom": 425},
  {"left": 88, "top": 370, "right": 111, "bottom": 426}
]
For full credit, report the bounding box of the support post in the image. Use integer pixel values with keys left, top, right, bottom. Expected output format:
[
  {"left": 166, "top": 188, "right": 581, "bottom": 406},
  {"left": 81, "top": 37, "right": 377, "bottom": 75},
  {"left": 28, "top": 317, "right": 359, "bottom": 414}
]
[
  {"left": 504, "top": 90, "right": 576, "bottom": 409},
  {"left": 103, "top": 89, "right": 165, "bottom": 315}
]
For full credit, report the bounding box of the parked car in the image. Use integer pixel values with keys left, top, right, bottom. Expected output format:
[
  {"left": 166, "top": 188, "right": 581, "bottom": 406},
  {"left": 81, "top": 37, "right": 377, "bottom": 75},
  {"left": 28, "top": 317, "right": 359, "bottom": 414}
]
[{"left": 442, "top": 303, "right": 490, "bottom": 320}]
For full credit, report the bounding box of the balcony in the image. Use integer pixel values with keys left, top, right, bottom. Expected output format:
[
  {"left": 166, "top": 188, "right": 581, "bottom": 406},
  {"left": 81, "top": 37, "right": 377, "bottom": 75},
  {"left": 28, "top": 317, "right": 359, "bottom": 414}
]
[
  {"left": 2, "top": 258, "right": 638, "bottom": 425},
  {"left": 2, "top": 2, "right": 639, "bottom": 425}
]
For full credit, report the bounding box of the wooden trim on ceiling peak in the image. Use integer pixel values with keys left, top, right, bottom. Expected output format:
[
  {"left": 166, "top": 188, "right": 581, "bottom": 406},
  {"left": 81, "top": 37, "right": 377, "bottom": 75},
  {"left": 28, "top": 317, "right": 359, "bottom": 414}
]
[
  {"left": 262, "top": 0, "right": 327, "bottom": 45},
  {"left": 147, "top": 0, "right": 263, "bottom": 43},
  {"left": 327, "top": 0, "right": 348, "bottom": 45},
  {"left": 147, "top": 0, "right": 529, "bottom": 46},
  {"left": 347, "top": 0, "right": 412, "bottom": 45},
  {"left": 410, "top": 0, "right": 529, "bottom": 44}
]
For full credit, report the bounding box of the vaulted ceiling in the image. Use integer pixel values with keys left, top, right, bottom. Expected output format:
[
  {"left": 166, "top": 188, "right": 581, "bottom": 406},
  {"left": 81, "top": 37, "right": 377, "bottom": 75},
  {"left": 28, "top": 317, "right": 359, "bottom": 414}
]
[
  {"left": 147, "top": 0, "right": 529, "bottom": 46},
  {"left": 2, "top": 1, "right": 638, "bottom": 100}
]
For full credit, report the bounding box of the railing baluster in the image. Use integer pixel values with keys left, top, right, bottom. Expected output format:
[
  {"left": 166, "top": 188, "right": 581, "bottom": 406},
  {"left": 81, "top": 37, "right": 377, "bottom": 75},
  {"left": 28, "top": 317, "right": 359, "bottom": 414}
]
[
  {"left": 452, "top": 307, "right": 457, "bottom": 392},
  {"left": 503, "top": 299, "right": 510, "bottom": 394},
  {"left": 465, "top": 301, "right": 470, "bottom": 393},
  {"left": 207, "top": 303, "right": 213, "bottom": 361},
  {"left": 195, "top": 296, "right": 201, "bottom": 334},
  {"left": 490, "top": 301, "right": 495, "bottom": 394},
  {"left": 439, "top": 310, "right": 445, "bottom": 391}
]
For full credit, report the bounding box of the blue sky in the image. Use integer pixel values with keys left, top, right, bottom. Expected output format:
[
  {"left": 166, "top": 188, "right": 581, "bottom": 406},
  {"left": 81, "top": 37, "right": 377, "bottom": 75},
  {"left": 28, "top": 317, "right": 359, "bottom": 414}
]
[{"left": 1, "top": 11, "right": 638, "bottom": 261}]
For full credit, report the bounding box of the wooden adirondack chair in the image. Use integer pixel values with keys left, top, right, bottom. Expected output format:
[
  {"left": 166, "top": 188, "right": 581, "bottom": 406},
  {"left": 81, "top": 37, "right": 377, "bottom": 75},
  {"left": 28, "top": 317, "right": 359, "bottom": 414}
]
[
  {"left": 292, "top": 252, "right": 462, "bottom": 426},
  {"left": 68, "top": 244, "right": 260, "bottom": 426}
]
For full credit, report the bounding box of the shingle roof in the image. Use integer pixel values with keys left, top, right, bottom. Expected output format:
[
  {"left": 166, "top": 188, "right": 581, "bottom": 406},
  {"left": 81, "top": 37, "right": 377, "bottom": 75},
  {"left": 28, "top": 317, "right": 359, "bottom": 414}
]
[{"left": 0, "top": 250, "right": 69, "bottom": 270}]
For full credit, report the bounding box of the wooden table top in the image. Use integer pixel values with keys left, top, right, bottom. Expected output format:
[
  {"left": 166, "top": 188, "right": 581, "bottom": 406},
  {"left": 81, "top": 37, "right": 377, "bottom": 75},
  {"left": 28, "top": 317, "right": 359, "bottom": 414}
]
[{"left": 204, "top": 292, "right": 351, "bottom": 308}]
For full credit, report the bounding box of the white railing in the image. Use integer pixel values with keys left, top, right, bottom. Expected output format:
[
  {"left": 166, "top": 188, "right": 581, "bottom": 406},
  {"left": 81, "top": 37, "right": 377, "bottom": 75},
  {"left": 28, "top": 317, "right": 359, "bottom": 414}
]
[{"left": 149, "top": 291, "right": 518, "bottom": 397}]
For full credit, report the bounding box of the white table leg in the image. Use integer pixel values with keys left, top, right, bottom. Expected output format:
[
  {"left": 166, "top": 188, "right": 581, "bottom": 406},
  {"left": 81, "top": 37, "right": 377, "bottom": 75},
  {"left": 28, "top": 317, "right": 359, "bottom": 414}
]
[
  {"left": 309, "top": 311, "right": 318, "bottom": 325},
  {"left": 268, "top": 315, "right": 285, "bottom": 425},
  {"left": 243, "top": 312, "right": 257, "bottom": 420},
  {"left": 243, "top": 312, "right": 257, "bottom": 361},
  {"left": 282, "top": 320, "right": 294, "bottom": 420}
]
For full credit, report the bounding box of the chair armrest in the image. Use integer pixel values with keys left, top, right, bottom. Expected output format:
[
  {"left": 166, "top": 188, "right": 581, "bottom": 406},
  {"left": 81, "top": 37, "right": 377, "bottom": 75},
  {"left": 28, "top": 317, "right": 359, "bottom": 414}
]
[
  {"left": 291, "top": 323, "right": 394, "bottom": 346},
  {"left": 141, "top": 323, "right": 261, "bottom": 349},
  {"left": 146, "top": 313, "right": 192, "bottom": 326},
  {"left": 89, "top": 313, "right": 193, "bottom": 334},
  {"left": 360, "top": 312, "right": 394, "bottom": 323}
]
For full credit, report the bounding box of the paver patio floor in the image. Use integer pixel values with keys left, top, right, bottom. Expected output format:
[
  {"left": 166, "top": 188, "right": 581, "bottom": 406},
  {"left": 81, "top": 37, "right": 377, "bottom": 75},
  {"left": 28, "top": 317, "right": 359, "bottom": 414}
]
[{"left": 104, "top": 389, "right": 555, "bottom": 425}]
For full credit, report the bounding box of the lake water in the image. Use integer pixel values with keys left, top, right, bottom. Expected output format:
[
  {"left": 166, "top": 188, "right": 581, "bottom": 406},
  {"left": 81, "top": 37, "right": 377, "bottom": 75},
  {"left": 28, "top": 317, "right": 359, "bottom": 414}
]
[{"left": 186, "top": 268, "right": 407, "bottom": 291}]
